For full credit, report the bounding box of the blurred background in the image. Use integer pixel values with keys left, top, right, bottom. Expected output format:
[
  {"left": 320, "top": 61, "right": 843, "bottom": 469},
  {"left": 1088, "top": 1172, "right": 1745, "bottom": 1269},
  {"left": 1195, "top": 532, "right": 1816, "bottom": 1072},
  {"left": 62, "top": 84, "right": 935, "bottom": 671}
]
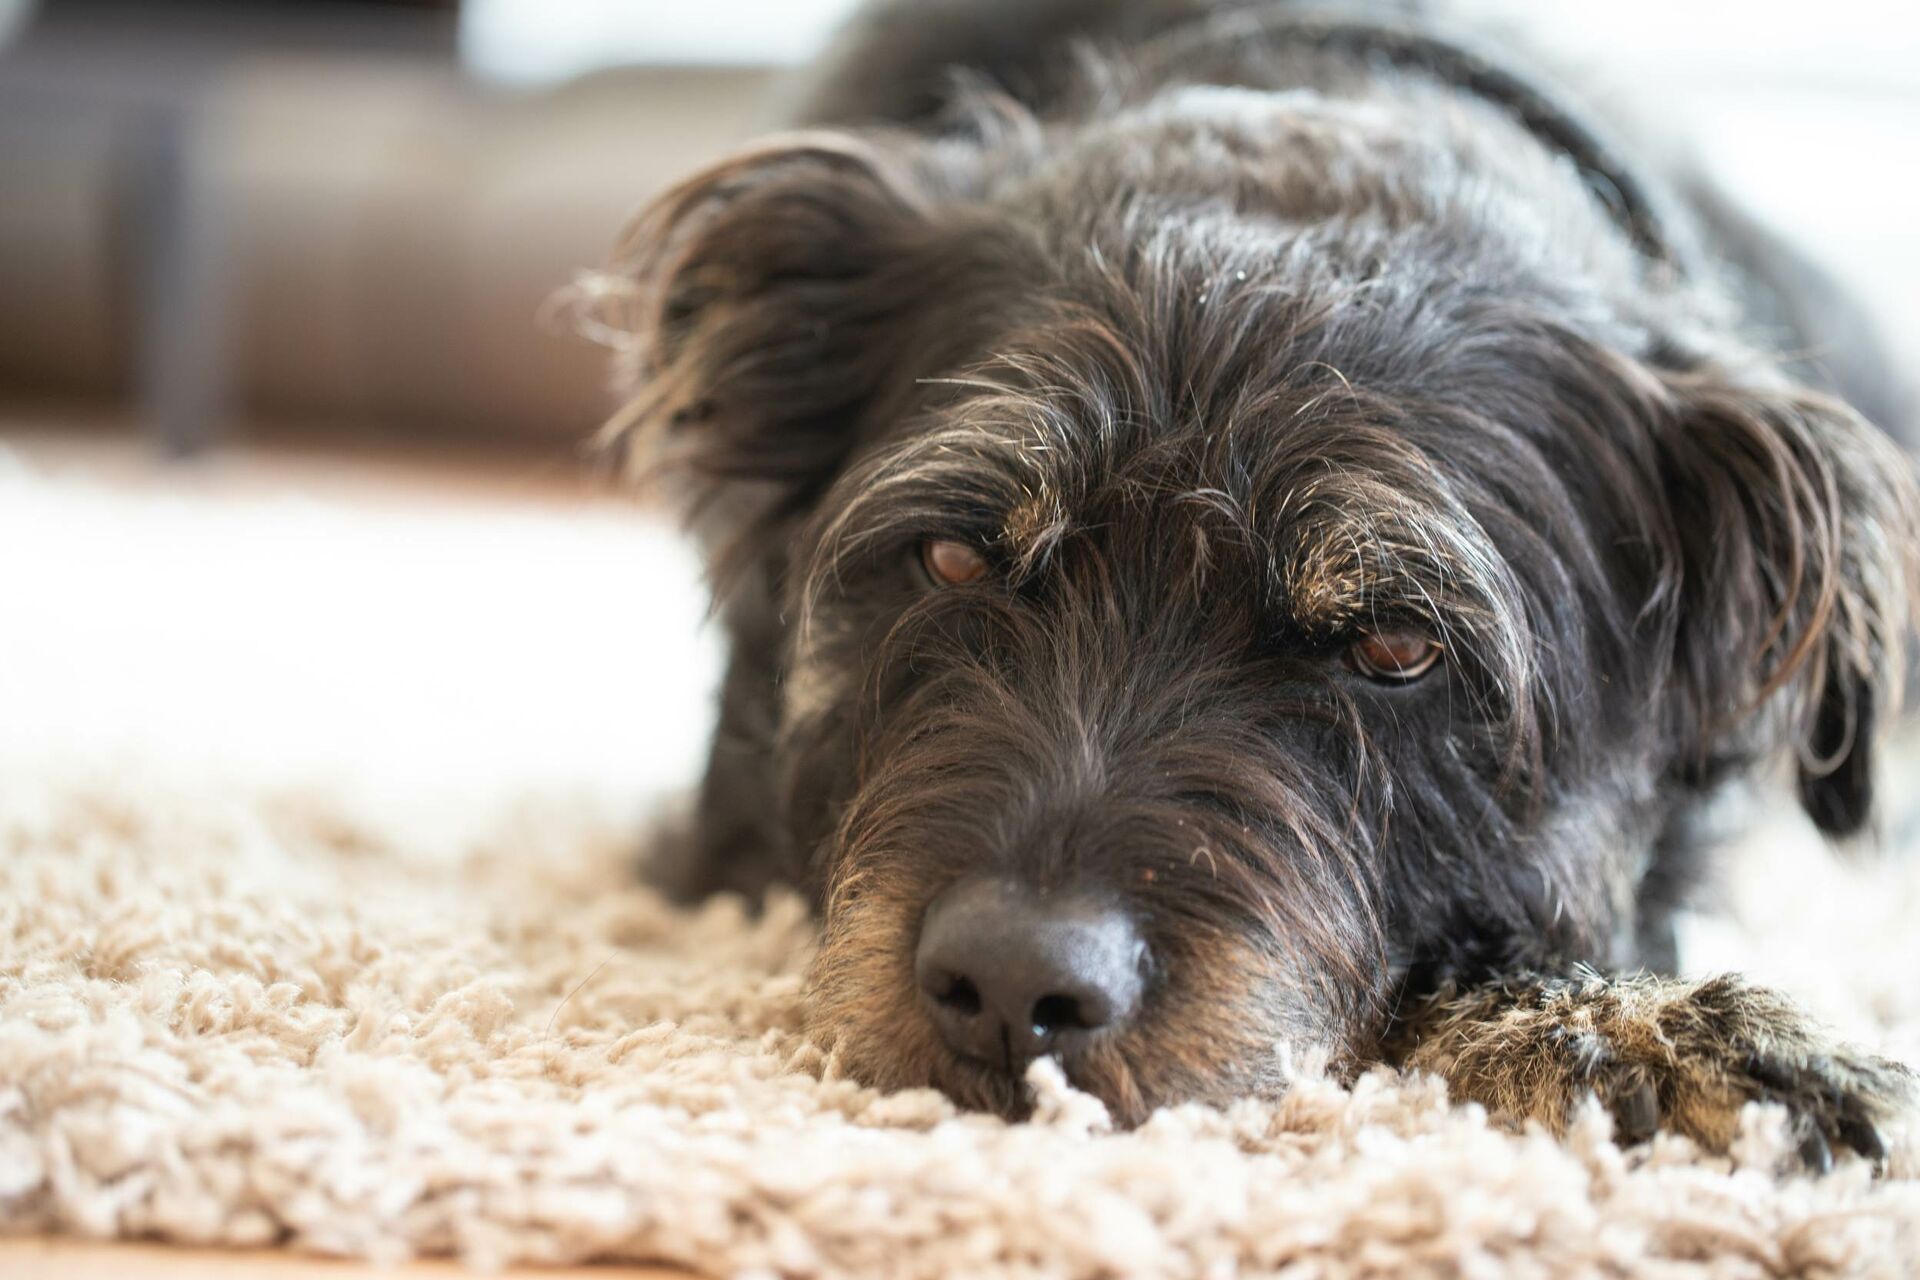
[{"left": 0, "top": 0, "right": 1915, "bottom": 809}]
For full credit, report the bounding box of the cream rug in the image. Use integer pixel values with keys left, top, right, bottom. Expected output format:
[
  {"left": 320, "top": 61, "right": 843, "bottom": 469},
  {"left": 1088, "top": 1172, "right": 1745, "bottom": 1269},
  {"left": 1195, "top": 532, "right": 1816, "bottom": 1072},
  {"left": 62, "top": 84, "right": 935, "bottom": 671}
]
[{"left": 3, "top": 457, "right": 1919, "bottom": 1277}]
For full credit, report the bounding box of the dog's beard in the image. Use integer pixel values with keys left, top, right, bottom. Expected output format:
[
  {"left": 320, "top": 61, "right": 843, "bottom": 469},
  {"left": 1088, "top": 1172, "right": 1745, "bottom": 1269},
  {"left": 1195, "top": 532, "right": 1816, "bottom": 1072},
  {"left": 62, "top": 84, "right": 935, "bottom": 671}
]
[{"left": 790, "top": 641, "right": 1392, "bottom": 1123}]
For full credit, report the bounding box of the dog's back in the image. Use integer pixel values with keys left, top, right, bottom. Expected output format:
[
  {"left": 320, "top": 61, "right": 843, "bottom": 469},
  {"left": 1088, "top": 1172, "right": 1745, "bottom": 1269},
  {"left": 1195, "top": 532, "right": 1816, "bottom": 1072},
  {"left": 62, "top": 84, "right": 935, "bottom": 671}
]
[{"left": 791, "top": 0, "right": 1916, "bottom": 448}]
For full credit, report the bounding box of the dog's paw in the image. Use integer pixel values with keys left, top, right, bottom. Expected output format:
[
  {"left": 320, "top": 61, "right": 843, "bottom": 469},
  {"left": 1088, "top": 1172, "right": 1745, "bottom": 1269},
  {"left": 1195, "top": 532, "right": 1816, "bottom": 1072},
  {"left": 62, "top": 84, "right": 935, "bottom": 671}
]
[
  {"left": 1404, "top": 972, "right": 1915, "bottom": 1172},
  {"left": 1569, "top": 1007, "right": 1911, "bottom": 1172},
  {"left": 1726, "top": 1041, "right": 1911, "bottom": 1172}
]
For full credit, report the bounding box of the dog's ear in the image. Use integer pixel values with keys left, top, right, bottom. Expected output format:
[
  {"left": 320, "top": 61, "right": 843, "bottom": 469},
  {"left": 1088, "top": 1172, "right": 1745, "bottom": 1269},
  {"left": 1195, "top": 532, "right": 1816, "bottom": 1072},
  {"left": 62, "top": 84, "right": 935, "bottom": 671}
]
[
  {"left": 1653, "top": 369, "right": 1917, "bottom": 835},
  {"left": 577, "top": 133, "right": 994, "bottom": 549}
]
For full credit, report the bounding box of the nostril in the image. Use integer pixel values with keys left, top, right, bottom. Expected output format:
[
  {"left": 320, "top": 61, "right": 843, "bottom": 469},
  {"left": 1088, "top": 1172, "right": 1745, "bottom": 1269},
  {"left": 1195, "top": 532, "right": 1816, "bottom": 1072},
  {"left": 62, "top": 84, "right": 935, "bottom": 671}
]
[
  {"left": 1030, "top": 993, "right": 1087, "bottom": 1035},
  {"left": 931, "top": 972, "right": 982, "bottom": 1017}
]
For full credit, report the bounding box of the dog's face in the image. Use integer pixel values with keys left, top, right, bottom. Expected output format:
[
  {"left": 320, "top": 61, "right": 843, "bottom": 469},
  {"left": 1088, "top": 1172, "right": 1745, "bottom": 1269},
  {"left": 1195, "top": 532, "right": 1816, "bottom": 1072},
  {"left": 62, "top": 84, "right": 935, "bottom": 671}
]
[{"left": 592, "top": 104, "right": 1915, "bottom": 1122}]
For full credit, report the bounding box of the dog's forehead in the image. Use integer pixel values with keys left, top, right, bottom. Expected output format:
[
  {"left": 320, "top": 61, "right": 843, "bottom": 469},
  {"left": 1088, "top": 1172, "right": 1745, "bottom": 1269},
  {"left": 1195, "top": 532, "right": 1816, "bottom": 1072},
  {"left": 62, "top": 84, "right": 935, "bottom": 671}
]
[
  {"left": 823, "top": 210, "right": 1561, "bottom": 644},
  {"left": 889, "top": 394, "right": 1475, "bottom": 632}
]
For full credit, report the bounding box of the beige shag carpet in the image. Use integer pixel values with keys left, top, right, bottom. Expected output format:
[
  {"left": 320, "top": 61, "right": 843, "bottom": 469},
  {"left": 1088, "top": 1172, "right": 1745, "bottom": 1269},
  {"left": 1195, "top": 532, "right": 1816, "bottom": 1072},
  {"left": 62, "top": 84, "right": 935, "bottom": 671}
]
[
  {"left": 3, "top": 460, "right": 1920, "bottom": 1277},
  {"left": 4, "top": 776, "right": 1920, "bottom": 1278}
]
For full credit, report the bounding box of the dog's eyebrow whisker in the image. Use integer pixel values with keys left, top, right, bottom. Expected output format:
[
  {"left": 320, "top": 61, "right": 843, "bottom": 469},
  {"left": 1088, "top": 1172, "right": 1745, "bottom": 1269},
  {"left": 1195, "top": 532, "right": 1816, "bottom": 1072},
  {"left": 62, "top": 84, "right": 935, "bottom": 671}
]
[{"left": 915, "top": 375, "right": 1019, "bottom": 393}]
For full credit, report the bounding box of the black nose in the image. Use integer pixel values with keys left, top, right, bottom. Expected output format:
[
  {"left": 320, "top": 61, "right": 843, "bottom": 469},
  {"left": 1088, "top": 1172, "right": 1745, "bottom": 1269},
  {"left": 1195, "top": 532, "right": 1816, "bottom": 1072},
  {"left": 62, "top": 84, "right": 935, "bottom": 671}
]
[{"left": 915, "top": 877, "right": 1148, "bottom": 1072}]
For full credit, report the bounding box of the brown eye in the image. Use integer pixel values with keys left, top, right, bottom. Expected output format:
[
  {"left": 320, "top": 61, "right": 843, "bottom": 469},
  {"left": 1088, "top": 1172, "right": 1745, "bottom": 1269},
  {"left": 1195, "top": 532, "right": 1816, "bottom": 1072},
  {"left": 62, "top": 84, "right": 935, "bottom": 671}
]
[
  {"left": 1347, "top": 630, "right": 1442, "bottom": 682},
  {"left": 919, "top": 538, "right": 989, "bottom": 586}
]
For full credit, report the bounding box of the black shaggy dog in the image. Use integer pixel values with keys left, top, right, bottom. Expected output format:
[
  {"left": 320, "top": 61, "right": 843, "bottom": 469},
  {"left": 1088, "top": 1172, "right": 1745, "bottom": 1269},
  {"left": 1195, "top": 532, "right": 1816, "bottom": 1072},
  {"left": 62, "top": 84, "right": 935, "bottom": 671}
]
[{"left": 586, "top": 0, "right": 1920, "bottom": 1162}]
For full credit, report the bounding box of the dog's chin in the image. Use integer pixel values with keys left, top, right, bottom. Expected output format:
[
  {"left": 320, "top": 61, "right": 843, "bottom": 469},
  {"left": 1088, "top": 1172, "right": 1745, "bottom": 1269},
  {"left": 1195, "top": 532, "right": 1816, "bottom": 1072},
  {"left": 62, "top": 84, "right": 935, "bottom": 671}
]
[
  {"left": 800, "top": 972, "right": 1025, "bottom": 1117},
  {"left": 809, "top": 993, "right": 1168, "bottom": 1127},
  {"left": 928, "top": 1055, "right": 1043, "bottom": 1122},
  {"left": 815, "top": 1002, "right": 1312, "bottom": 1127}
]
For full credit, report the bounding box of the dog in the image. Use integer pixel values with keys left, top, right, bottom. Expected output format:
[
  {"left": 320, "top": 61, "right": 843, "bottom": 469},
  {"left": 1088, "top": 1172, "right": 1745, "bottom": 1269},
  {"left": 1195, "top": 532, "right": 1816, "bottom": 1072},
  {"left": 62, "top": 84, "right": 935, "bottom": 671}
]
[{"left": 582, "top": 0, "right": 1920, "bottom": 1165}]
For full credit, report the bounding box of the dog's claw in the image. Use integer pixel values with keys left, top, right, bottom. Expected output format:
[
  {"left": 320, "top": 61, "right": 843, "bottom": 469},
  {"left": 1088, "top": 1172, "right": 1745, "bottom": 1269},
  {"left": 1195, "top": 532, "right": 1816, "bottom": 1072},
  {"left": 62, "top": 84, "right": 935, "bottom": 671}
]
[
  {"left": 1611, "top": 1079, "right": 1660, "bottom": 1144},
  {"left": 1838, "top": 1114, "right": 1887, "bottom": 1165},
  {"left": 1741, "top": 1048, "right": 1911, "bottom": 1173},
  {"left": 1796, "top": 1126, "right": 1834, "bottom": 1175}
]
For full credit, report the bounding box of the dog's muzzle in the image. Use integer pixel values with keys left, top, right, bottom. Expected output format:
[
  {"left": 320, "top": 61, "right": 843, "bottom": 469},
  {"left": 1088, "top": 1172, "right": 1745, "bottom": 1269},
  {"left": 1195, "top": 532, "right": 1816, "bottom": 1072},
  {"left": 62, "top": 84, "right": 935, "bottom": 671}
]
[{"left": 913, "top": 876, "right": 1149, "bottom": 1074}]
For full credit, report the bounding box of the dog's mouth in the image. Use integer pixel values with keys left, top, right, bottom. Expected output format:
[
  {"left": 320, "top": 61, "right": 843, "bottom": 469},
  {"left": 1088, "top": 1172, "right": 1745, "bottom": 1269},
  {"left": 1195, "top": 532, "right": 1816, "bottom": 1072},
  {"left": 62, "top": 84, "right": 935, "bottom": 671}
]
[
  {"left": 927, "top": 1047, "right": 1050, "bottom": 1120},
  {"left": 915, "top": 1010, "right": 1163, "bottom": 1125}
]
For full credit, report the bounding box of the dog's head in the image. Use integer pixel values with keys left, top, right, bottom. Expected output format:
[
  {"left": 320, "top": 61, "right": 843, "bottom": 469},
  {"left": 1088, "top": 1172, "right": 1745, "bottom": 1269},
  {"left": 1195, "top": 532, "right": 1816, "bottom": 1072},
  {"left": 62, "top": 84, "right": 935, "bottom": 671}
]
[{"left": 587, "top": 101, "right": 1917, "bottom": 1122}]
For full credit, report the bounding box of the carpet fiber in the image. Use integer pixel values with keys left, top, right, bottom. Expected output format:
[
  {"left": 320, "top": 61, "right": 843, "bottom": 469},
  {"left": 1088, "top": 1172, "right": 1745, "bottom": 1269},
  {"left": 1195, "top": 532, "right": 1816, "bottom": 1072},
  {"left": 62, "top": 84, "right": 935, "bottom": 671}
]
[
  {"left": 3, "top": 460, "right": 1919, "bottom": 1277},
  {"left": 5, "top": 775, "right": 1920, "bottom": 1278}
]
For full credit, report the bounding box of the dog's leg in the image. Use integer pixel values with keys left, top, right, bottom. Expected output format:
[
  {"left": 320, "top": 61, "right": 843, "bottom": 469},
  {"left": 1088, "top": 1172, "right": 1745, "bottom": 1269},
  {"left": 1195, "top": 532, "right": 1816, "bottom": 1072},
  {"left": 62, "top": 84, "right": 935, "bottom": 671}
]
[
  {"left": 1389, "top": 971, "right": 1913, "bottom": 1169},
  {"left": 647, "top": 590, "right": 791, "bottom": 906}
]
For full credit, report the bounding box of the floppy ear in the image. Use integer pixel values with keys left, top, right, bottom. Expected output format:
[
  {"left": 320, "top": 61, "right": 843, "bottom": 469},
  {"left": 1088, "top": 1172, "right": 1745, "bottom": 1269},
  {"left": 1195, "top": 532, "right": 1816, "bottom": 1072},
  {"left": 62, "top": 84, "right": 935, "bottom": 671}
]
[
  {"left": 585, "top": 135, "right": 932, "bottom": 497},
  {"left": 575, "top": 133, "right": 996, "bottom": 552},
  {"left": 1655, "top": 370, "right": 1918, "bottom": 835}
]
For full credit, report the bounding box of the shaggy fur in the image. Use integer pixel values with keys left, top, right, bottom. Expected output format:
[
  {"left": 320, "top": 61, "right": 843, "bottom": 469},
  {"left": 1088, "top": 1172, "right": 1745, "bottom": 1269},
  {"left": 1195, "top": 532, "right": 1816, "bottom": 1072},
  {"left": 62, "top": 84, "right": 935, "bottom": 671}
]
[
  {"left": 1394, "top": 973, "right": 1909, "bottom": 1173},
  {"left": 580, "top": 0, "right": 1920, "bottom": 1153}
]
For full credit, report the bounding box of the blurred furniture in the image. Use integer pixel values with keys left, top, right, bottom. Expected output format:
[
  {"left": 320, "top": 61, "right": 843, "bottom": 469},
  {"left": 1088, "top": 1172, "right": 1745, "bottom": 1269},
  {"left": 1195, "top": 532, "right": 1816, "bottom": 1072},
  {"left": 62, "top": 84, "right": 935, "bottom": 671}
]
[
  {"left": 3, "top": 1, "right": 1915, "bottom": 453},
  {"left": 0, "top": 1, "right": 769, "bottom": 450}
]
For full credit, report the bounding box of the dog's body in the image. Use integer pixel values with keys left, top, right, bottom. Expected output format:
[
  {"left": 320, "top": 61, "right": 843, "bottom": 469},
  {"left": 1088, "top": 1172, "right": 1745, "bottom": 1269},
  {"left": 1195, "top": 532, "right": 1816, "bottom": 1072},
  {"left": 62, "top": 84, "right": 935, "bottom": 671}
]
[{"left": 593, "top": 0, "right": 1918, "bottom": 1161}]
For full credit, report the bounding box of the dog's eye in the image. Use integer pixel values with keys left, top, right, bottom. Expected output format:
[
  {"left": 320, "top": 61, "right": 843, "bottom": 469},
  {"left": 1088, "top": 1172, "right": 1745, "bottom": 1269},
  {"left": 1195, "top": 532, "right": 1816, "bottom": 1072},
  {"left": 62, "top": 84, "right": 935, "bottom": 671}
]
[
  {"left": 919, "top": 539, "right": 989, "bottom": 587},
  {"left": 1346, "top": 630, "right": 1442, "bottom": 683}
]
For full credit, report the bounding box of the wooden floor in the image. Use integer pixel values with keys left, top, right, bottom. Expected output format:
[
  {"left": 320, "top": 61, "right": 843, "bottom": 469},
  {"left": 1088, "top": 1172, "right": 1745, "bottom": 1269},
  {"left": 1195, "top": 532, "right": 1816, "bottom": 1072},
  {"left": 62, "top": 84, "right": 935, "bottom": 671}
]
[{"left": 0, "top": 1239, "right": 688, "bottom": 1278}]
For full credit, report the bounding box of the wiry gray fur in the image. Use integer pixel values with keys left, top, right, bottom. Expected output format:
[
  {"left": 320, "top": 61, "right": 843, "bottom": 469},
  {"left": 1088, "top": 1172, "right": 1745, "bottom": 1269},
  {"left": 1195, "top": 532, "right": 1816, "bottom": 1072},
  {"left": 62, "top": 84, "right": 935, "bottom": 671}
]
[{"left": 582, "top": 0, "right": 1919, "bottom": 1159}]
